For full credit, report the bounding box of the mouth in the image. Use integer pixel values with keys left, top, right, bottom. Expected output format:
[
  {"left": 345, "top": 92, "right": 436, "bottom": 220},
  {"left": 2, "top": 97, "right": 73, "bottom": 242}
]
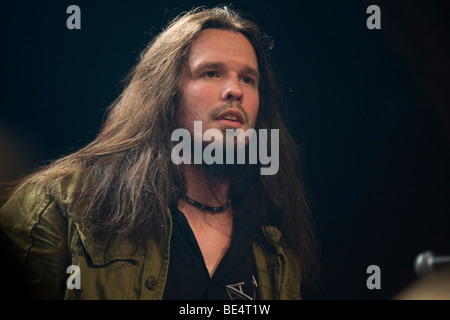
[{"left": 215, "top": 109, "right": 245, "bottom": 128}]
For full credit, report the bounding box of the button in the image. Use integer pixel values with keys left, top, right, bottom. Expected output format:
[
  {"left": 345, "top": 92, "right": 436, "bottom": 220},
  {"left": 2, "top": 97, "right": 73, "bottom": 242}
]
[{"left": 146, "top": 276, "right": 158, "bottom": 290}]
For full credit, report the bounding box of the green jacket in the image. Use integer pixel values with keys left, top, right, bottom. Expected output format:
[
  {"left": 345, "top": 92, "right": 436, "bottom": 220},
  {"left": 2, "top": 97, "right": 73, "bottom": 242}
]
[{"left": 0, "top": 175, "right": 302, "bottom": 300}]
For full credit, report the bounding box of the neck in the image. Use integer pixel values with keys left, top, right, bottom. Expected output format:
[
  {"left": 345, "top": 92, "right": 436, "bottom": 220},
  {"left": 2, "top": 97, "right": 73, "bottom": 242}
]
[
  {"left": 178, "top": 164, "right": 234, "bottom": 278},
  {"left": 178, "top": 164, "right": 234, "bottom": 243},
  {"left": 181, "top": 164, "right": 230, "bottom": 209}
]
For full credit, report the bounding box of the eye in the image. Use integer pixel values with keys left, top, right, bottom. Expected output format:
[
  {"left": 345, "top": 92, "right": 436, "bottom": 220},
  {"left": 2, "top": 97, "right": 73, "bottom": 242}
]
[
  {"left": 204, "top": 71, "right": 220, "bottom": 78},
  {"left": 241, "top": 76, "right": 255, "bottom": 85}
]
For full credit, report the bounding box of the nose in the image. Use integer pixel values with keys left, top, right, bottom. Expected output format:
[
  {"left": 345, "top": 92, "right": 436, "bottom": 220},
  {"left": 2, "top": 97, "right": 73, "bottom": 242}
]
[{"left": 221, "top": 77, "right": 243, "bottom": 103}]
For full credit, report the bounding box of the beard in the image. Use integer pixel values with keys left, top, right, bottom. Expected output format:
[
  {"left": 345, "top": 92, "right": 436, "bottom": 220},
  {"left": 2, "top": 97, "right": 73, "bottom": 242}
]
[
  {"left": 179, "top": 138, "right": 262, "bottom": 222},
  {"left": 199, "top": 139, "right": 260, "bottom": 194},
  {"left": 200, "top": 139, "right": 240, "bottom": 181}
]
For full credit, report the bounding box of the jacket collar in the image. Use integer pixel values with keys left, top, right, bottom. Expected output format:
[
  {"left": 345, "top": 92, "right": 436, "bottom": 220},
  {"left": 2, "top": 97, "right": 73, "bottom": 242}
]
[{"left": 75, "top": 208, "right": 283, "bottom": 267}]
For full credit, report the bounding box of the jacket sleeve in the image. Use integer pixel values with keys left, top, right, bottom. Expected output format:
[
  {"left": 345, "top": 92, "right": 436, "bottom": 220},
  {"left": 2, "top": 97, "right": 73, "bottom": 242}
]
[{"left": 0, "top": 181, "right": 70, "bottom": 299}]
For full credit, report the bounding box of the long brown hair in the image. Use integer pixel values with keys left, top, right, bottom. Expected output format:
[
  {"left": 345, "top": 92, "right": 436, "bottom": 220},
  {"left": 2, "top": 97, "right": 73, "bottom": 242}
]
[{"left": 6, "top": 6, "right": 319, "bottom": 284}]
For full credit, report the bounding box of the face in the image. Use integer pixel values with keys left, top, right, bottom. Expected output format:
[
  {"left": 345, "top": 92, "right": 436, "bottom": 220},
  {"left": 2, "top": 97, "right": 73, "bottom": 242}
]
[{"left": 176, "top": 29, "right": 260, "bottom": 136}]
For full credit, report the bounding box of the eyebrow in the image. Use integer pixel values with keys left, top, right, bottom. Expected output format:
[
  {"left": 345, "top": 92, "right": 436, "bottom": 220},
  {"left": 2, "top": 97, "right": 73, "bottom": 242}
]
[{"left": 193, "top": 61, "right": 260, "bottom": 80}]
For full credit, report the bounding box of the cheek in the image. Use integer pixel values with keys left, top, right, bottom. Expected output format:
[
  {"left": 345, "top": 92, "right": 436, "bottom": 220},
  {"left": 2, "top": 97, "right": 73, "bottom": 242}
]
[
  {"left": 247, "top": 92, "right": 260, "bottom": 126},
  {"left": 190, "top": 80, "right": 220, "bottom": 100},
  {"left": 176, "top": 83, "right": 216, "bottom": 126},
  {"left": 181, "top": 83, "right": 217, "bottom": 112}
]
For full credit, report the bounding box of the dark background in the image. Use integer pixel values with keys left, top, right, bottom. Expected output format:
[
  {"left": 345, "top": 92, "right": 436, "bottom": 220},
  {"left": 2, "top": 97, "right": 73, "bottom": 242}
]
[{"left": 0, "top": 0, "right": 449, "bottom": 299}]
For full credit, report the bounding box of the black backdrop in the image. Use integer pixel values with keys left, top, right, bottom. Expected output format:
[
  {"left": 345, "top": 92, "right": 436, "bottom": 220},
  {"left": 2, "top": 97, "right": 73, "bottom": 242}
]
[{"left": 0, "top": 0, "right": 449, "bottom": 300}]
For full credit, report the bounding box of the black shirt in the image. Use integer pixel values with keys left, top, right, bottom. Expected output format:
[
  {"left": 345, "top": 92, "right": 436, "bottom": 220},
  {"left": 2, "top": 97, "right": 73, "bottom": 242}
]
[{"left": 162, "top": 207, "right": 259, "bottom": 300}]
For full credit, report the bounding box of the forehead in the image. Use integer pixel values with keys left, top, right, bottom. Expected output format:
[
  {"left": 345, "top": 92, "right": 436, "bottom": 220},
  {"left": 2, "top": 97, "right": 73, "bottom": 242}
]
[{"left": 186, "top": 29, "right": 258, "bottom": 71}]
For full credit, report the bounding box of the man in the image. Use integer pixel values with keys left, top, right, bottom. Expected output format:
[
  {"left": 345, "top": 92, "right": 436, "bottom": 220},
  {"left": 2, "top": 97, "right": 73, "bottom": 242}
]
[{"left": 0, "top": 6, "right": 318, "bottom": 299}]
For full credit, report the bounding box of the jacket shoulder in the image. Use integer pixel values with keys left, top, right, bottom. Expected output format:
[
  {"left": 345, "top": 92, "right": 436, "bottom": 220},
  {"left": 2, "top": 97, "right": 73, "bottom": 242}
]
[
  {"left": 1, "top": 171, "right": 81, "bottom": 215},
  {"left": 0, "top": 172, "right": 80, "bottom": 298}
]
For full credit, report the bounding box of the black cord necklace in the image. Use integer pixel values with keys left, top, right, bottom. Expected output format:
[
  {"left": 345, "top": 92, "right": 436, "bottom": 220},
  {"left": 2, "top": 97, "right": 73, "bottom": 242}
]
[{"left": 183, "top": 195, "right": 231, "bottom": 213}]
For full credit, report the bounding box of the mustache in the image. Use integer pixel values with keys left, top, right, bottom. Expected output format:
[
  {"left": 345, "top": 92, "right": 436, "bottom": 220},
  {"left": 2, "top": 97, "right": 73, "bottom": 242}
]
[{"left": 207, "top": 101, "right": 250, "bottom": 125}]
